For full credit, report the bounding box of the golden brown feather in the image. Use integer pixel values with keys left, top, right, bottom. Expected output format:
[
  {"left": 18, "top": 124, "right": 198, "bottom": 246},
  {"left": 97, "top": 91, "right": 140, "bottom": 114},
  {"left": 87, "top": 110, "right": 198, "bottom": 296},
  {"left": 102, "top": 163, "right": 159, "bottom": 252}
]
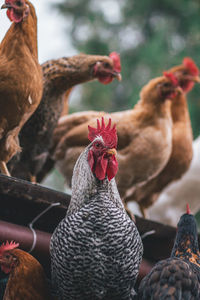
[{"left": 0, "top": 0, "right": 43, "bottom": 176}]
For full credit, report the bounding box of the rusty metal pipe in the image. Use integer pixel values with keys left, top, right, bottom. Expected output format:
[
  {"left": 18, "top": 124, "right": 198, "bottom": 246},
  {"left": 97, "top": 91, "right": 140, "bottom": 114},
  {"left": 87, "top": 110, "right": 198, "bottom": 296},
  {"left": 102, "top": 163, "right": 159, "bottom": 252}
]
[
  {"left": 0, "top": 220, "right": 153, "bottom": 281},
  {"left": 0, "top": 220, "right": 51, "bottom": 274}
]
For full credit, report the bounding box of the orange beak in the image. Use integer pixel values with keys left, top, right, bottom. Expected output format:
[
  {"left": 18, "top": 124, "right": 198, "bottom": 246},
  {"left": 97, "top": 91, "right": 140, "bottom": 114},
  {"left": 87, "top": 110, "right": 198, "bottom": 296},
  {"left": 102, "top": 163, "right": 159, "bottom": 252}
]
[
  {"left": 1, "top": 4, "right": 10, "bottom": 9},
  {"left": 175, "top": 86, "right": 183, "bottom": 94},
  {"left": 115, "top": 73, "right": 122, "bottom": 81},
  {"left": 192, "top": 76, "right": 200, "bottom": 83},
  {"left": 181, "top": 75, "right": 200, "bottom": 83},
  {"left": 107, "top": 148, "right": 117, "bottom": 156}
]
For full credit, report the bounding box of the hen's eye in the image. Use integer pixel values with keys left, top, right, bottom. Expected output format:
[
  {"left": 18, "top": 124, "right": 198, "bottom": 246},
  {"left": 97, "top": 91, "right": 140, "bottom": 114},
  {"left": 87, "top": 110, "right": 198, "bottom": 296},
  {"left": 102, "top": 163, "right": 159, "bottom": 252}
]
[
  {"left": 16, "top": 1, "right": 22, "bottom": 6},
  {"left": 163, "top": 82, "right": 171, "bottom": 88},
  {"left": 103, "top": 62, "right": 110, "bottom": 68}
]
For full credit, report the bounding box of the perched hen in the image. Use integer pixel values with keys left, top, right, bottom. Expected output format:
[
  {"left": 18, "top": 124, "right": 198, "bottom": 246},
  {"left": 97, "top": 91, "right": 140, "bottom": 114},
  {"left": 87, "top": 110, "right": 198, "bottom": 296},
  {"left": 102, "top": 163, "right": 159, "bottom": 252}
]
[
  {"left": 0, "top": 0, "right": 43, "bottom": 176},
  {"left": 0, "top": 241, "right": 53, "bottom": 300},
  {"left": 128, "top": 57, "right": 200, "bottom": 216},
  {"left": 9, "top": 52, "right": 121, "bottom": 182},
  {"left": 51, "top": 73, "right": 181, "bottom": 216},
  {"left": 50, "top": 118, "right": 143, "bottom": 300},
  {"left": 138, "top": 205, "right": 200, "bottom": 299}
]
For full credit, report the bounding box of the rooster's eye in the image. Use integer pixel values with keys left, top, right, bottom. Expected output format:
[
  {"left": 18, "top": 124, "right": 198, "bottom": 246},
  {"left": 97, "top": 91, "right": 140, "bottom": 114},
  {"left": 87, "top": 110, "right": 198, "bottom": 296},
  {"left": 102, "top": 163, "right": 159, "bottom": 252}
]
[{"left": 94, "top": 142, "right": 102, "bottom": 149}]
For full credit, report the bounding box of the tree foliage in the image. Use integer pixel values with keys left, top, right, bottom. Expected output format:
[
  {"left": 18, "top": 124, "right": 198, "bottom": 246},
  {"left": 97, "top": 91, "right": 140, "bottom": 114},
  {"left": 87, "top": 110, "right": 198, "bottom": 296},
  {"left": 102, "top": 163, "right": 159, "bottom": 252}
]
[{"left": 55, "top": 0, "right": 200, "bottom": 138}]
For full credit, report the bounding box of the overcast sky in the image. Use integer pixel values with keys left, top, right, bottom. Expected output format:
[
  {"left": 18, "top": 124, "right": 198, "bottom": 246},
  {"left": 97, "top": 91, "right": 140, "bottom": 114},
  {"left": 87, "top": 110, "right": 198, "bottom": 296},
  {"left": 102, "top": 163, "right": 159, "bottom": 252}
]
[{"left": 0, "top": 0, "right": 76, "bottom": 63}]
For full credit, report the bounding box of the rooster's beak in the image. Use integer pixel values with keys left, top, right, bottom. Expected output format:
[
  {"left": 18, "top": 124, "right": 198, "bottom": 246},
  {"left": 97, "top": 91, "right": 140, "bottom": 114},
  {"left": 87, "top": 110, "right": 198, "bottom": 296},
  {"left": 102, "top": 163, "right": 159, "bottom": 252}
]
[{"left": 107, "top": 148, "right": 117, "bottom": 156}]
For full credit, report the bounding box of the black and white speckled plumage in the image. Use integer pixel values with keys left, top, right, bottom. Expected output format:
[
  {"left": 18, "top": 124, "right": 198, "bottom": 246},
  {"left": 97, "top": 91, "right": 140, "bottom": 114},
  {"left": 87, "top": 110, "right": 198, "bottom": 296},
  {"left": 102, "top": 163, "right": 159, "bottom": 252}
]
[{"left": 50, "top": 140, "right": 143, "bottom": 300}]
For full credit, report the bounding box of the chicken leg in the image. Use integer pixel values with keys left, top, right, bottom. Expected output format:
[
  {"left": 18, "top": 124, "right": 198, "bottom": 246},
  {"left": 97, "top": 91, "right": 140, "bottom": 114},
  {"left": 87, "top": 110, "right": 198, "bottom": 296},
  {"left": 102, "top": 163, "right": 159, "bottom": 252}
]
[{"left": 0, "top": 161, "right": 11, "bottom": 176}]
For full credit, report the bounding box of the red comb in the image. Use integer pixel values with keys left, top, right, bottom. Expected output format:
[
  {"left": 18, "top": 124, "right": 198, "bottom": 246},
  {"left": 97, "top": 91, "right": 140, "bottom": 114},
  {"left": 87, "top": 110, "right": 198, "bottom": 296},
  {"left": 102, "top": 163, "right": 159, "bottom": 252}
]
[
  {"left": 88, "top": 117, "right": 117, "bottom": 149},
  {"left": 0, "top": 241, "right": 19, "bottom": 256},
  {"left": 109, "top": 52, "right": 121, "bottom": 73},
  {"left": 183, "top": 57, "right": 199, "bottom": 76},
  {"left": 163, "top": 71, "right": 179, "bottom": 86},
  {"left": 186, "top": 203, "right": 191, "bottom": 214}
]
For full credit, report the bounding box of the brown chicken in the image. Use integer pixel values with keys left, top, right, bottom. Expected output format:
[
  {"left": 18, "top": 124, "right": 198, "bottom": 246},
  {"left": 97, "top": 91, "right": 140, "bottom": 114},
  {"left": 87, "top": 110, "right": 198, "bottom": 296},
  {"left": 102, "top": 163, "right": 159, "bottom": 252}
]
[
  {"left": 125, "top": 57, "right": 200, "bottom": 217},
  {"left": 51, "top": 73, "right": 182, "bottom": 212},
  {"left": 0, "top": 241, "right": 53, "bottom": 300},
  {"left": 8, "top": 53, "right": 121, "bottom": 182},
  {"left": 0, "top": 0, "right": 43, "bottom": 176}
]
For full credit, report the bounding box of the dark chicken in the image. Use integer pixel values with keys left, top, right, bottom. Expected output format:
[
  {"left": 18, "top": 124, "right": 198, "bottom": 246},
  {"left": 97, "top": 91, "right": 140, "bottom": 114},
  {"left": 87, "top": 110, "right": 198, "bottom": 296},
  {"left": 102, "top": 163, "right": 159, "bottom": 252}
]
[
  {"left": 0, "top": 241, "right": 53, "bottom": 300},
  {"left": 128, "top": 57, "right": 200, "bottom": 216},
  {"left": 9, "top": 53, "right": 121, "bottom": 182},
  {"left": 0, "top": 0, "right": 43, "bottom": 176},
  {"left": 50, "top": 118, "right": 143, "bottom": 300},
  {"left": 138, "top": 205, "right": 200, "bottom": 299}
]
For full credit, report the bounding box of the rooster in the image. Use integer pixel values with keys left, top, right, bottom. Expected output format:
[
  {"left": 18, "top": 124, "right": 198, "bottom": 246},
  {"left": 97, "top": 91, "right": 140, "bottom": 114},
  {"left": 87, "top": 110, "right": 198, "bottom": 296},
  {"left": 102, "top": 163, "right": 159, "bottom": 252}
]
[
  {"left": 0, "top": 241, "right": 53, "bottom": 300},
  {"left": 50, "top": 72, "right": 181, "bottom": 216},
  {"left": 137, "top": 205, "right": 200, "bottom": 299},
  {"left": 0, "top": 0, "right": 43, "bottom": 176},
  {"left": 8, "top": 52, "right": 121, "bottom": 182},
  {"left": 50, "top": 118, "right": 143, "bottom": 300},
  {"left": 127, "top": 57, "right": 200, "bottom": 217}
]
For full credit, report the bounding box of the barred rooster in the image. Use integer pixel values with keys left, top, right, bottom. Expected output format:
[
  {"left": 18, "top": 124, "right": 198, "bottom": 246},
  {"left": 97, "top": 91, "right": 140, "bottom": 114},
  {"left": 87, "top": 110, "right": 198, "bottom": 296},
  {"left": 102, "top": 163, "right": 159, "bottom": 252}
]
[
  {"left": 138, "top": 205, "right": 200, "bottom": 299},
  {"left": 50, "top": 118, "right": 143, "bottom": 300}
]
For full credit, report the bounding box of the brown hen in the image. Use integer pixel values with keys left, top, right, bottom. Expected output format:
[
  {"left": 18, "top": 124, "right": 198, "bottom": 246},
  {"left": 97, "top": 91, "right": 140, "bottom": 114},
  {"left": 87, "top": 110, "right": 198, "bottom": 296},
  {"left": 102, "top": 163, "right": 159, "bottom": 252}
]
[
  {"left": 0, "top": 241, "right": 54, "bottom": 300},
  {"left": 126, "top": 57, "right": 200, "bottom": 217},
  {"left": 0, "top": 0, "right": 43, "bottom": 176}
]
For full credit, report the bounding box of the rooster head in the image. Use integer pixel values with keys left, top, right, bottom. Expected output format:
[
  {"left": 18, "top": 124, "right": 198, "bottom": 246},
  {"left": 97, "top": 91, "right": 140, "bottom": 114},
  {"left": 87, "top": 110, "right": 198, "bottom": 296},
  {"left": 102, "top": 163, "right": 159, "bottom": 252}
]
[
  {"left": 167, "top": 57, "right": 200, "bottom": 93},
  {"left": 93, "top": 52, "right": 122, "bottom": 84},
  {"left": 87, "top": 117, "right": 118, "bottom": 181},
  {"left": 0, "top": 241, "right": 19, "bottom": 274},
  {"left": 1, "top": 0, "right": 29, "bottom": 23}
]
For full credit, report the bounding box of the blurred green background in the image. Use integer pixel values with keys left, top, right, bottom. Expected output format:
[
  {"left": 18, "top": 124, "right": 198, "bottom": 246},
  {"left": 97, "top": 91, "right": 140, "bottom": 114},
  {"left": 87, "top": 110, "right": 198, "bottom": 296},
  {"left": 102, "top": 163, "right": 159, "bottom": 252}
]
[{"left": 54, "top": 0, "right": 200, "bottom": 138}]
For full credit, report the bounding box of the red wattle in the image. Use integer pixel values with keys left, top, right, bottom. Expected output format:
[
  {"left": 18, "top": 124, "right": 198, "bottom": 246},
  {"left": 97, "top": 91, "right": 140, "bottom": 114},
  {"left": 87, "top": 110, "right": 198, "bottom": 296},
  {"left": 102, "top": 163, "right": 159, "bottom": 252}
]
[
  {"left": 95, "top": 154, "right": 108, "bottom": 180},
  {"left": 107, "top": 156, "right": 118, "bottom": 181},
  {"left": 97, "top": 75, "right": 113, "bottom": 85},
  {"left": 6, "top": 9, "right": 12, "bottom": 22},
  {"left": 183, "top": 81, "right": 194, "bottom": 93}
]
